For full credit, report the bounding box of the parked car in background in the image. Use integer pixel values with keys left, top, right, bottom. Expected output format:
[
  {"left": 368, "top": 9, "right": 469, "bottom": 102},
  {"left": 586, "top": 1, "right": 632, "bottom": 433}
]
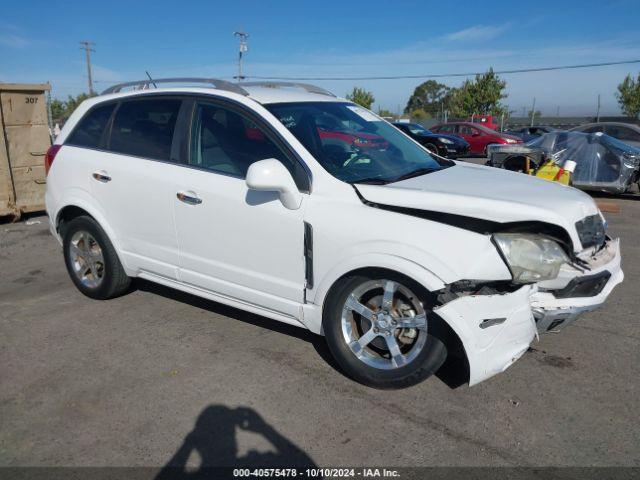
[
  {"left": 570, "top": 122, "right": 640, "bottom": 148},
  {"left": 430, "top": 121, "right": 521, "bottom": 156},
  {"left": 505, "top": 125, "right": 560, "bottom": 143},
  {"left": 316, "top": 112, "right": 389, "bottom": 150},
  {"left": 392, "top": 122, "right": 470, "bottom": 158},
  {"left": 487, "top": 131, "right": 640, "bottom": 194}
]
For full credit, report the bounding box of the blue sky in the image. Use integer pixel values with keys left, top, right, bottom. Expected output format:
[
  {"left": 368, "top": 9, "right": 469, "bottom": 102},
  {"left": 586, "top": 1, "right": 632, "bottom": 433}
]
[{"left": 1, "top": 0, "right": 639, "bottom": 115}]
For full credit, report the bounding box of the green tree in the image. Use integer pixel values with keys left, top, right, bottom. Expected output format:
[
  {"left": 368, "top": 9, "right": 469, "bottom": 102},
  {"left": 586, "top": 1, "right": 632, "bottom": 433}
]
[
  {"left": 50, "top": 99, "right": 66, "bottom": 120},
  {"left": 616, "top": 73, "right": 640, "bottom": 118},
  {"left": 346, "top": 87, "right": 375, "bottom": 109},
  {"left": 377, "top": 108, "right": 395, "bottom": 118},
  {"left": 405, "top": 80, "right": 452, "bottom": 116},
  {"left": 410, "top": 109, "right": 429, "bottom": 120},
  {"left": 50, "top": 92, "right": 95, "bottom": 121},
  {"left": 449, "top": 68, "right": 507, "bottom": 118}
]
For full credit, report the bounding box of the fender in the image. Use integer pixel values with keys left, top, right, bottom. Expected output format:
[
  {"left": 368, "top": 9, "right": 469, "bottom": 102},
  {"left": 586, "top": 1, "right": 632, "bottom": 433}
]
[
  {"left": 302, "top": 252, "right": 446, "bottom": 335},
  {"left": 52, "top": 188, "right": 134, "bottom": 275}
]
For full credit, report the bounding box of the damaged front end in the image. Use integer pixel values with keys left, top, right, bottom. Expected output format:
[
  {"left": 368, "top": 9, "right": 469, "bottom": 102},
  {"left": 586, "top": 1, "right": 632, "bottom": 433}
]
[
  {"left": 531, "top": 236, "right": 623, "bottom": 332},
  {"left": 433, "top": 281, "right": 537, "bottom": 386}
]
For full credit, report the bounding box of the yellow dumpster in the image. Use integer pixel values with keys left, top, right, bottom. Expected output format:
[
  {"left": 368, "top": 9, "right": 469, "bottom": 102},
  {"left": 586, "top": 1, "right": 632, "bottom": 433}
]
[{"left": 0, "top": 83, "right": 51, "bottom": 220}]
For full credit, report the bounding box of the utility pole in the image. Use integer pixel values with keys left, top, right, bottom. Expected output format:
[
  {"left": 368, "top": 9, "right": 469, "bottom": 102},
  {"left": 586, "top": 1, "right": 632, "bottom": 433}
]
[
  {"left": 79, "top": 41, "right": 96, "bottom": 95},
  {"left": 556, "top": 105, "right": 560, "bottom": 117},
  {"left": 530, "top": 97, "right": 536, "bottom": 127},
  {"left": 233, "top": 31, "right": 249, "bottom": 81},
  {"left": 596, "top": 94, "right": 601, "bottom": 122}
]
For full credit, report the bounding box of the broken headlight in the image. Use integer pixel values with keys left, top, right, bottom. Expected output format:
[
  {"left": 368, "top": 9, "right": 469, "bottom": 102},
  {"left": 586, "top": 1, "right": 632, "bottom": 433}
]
[{"left": 493, "top": 233, "right": 569, "bottom": 284}]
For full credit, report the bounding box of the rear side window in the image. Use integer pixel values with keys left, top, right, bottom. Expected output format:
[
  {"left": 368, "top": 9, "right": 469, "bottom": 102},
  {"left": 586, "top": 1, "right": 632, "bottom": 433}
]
[
  {"left": 109, "top": 98, "right": 181, "bottom": 161},
  {"left": 66, "top": 103, "right": 115, "bottom": 148}
]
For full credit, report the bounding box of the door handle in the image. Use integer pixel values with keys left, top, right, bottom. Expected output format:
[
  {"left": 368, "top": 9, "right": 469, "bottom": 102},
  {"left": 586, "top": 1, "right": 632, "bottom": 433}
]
[
  {"left": 176, "top": 191, "right": 202, "bottom": 205},
  {"left": 92, "top": 171, "right": 111, "bottom": 183}
]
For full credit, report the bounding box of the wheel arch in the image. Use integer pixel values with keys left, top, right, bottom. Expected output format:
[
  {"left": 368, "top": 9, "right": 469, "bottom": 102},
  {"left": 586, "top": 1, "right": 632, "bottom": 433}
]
[
  {"left": 53, "top": 195, "right": 130, "bottom": 274},
  {"left": 313, "top": 263, "right": 470, "bottom": 385}
]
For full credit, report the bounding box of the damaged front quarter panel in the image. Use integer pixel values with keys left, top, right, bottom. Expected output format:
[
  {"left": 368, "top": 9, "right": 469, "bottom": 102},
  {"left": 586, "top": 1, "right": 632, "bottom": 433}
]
[{"left": 433, "top": 282, "right": 537, "bottom": 386}]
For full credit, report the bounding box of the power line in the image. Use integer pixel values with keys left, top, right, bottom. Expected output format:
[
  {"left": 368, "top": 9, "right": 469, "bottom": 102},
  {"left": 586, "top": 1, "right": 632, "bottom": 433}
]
[{"left": 243, "top": 59, "right": 640, "bottom": 81}]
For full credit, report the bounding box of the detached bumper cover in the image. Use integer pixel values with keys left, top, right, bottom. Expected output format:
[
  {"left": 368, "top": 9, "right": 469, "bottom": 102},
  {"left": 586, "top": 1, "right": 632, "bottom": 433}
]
[
  {"left": 531, "top": 238, "right": 623, "bottom": 332},
  {"left": 434, "top": 285, "right": 536, "bottom": 386}
]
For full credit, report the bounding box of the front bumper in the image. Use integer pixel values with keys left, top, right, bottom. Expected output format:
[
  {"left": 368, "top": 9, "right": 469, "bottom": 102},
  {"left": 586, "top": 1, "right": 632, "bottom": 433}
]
[
  {"left": 445, "top": 144, "right": 470, "bottom": 158},
  {"left": 434, "top": 284, "right": 537, "bottom": 386},
  {"left": 530, "top": 238, "right": 623, "bottom": 332}
]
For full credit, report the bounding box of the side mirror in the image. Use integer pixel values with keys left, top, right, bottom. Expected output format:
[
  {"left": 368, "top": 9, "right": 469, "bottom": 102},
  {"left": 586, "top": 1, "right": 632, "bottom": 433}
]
[
  {"left": 246, "top": 159, "right": 303, "bottom": 210},
  {"left": 472, "top": 131, "right": 480, "bottom": 137}
]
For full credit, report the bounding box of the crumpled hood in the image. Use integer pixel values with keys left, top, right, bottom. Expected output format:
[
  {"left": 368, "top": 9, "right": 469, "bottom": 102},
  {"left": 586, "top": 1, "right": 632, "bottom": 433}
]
[{"left": 356, "top": 162, "right": 600, "bottom": 251}]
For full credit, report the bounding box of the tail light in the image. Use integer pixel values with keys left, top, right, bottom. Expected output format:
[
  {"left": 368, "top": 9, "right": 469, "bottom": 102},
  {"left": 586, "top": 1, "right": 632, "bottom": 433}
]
[{"left": 44, "top": 145, "right": 62, "bottom": 175}]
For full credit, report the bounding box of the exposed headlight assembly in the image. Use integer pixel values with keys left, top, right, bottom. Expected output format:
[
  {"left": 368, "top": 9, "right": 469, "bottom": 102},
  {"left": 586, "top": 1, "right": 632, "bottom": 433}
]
[
  {"left": 438, "top": 137, "right": 454, "bottom": 144},
  {"left": 493, "top": 233, "right": 569, "bottom": 283}
]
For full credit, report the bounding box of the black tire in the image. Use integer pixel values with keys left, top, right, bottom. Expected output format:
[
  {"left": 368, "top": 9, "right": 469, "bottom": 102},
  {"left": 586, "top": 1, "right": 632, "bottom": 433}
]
[
  {"left": 483, "top": 143, "right": 498, "bottom": 157},
  {"left": 323, "top": 271, "right": 447, "bottom": 389},
  {"left": 424, "top": 143, "right": 439, "bottom": 156},
  {"left": 62, "top": 215, "right": 131, "bottom": 300}
]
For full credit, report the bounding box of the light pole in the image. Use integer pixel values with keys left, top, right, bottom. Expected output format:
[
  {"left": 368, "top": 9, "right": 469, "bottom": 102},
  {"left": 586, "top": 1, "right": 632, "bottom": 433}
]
[
  {"left": 233, "top": 31, "right": 249, "bottom": 81},
  {"left": 79, "top": 41, "right": 95, "bottom": 95}
]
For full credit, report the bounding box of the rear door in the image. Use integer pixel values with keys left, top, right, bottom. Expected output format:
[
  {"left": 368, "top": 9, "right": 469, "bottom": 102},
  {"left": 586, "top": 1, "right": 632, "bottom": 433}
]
[
  {"left": 172, "top": 98, "right": 308, "bottom": 317},
  {"left": 67, "top": 96, "right": 184, "bottom": 279}
]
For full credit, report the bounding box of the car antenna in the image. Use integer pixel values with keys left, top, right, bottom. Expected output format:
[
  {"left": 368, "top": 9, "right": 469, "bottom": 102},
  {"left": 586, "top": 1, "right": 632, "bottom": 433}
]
[{"left": 145, "top": 71, "right": 158, "bottom": 89}]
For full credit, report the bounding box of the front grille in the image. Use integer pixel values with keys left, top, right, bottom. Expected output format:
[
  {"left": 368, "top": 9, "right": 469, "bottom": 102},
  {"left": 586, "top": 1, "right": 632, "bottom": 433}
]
[{"left": 575, "top": 214, "right": 606, "bottom": 248}]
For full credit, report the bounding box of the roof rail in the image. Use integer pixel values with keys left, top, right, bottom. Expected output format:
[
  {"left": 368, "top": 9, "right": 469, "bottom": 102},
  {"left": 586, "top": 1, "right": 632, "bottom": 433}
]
[
  {"left": 240, "top": 81, "right": 335, "bottom": 97},
  {"left": 101, "top": 77, "right": 248, "bottom": 96}
]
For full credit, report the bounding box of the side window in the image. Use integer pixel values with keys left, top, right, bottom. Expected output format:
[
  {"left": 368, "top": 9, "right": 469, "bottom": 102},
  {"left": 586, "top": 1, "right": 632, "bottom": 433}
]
[
  {"left": 583, "top": 125, "right": 604, "bottom": 134},
  {"left": 189, "top": 102, "right": 299, "bottom": 181},
  {"left": 439, "top": 124, "right": 455, "bottom": 133},
  {"left": 66, "top": 103, "right": 115, "bottom": 148},
  {"left": 109, "top": 98, "right": 181, "bottom": 161},
  {"left": 606, "top": 125, "right": 640, "bottom": 142},
  {"left": 459, "top": 125, "right": 472, "bottom": 135}
]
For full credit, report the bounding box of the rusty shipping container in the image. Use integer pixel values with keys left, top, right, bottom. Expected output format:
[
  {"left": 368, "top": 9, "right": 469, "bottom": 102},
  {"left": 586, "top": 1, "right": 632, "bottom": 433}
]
[{"left": 0, "top": 83, "right": 51, "bottom": 220}]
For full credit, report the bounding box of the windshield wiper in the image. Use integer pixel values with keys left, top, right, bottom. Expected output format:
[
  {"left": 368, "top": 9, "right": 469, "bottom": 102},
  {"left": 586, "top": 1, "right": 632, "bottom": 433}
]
[
  {"left": 351, "top": 177, "right": 391, "bottom": 185},
  {"left": 391, "top": 167, "right": 439, "bottom": 183}
]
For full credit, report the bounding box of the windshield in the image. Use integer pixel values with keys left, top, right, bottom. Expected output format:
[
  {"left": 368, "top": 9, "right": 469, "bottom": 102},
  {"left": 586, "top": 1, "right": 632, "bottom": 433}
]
[
  {"left": 266, "top": 102, "right": 452, "bottom": 184},
  {"left": 406, "top": 124, "right": 432, "bottom": 135}
]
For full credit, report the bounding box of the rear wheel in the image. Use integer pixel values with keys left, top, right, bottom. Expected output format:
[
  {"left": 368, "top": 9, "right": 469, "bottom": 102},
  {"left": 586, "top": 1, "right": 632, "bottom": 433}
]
[
  {"left": 62, "top": 216, "right": 131, "bottom": 299},
  {"left": 323, "top": 271, "right": 447, "bottom": 389}
]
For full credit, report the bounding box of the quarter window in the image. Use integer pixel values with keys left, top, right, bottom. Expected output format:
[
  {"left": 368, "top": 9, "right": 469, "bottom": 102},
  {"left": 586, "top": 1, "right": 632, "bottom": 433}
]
[
  {"left": 66, "top": 103, "right": 115, "bottom": 148},
  {"left": 109, "top": 98, "right": 181, "bottom": 161},
  {"left": 189, "top": 102, "right": 294, "bottom": 179}
]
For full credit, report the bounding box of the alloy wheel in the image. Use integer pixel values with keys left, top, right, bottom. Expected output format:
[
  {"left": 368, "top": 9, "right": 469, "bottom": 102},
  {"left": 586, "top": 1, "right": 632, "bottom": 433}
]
[
  {"left": 69, "top": 230, "right": 105, "bottom": 289},
  {"left": 341, "top": 280, "right": 428, "bottom": 369}
]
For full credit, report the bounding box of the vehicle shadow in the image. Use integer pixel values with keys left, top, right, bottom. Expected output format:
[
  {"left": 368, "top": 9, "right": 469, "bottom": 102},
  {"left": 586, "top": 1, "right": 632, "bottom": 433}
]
[
  {"left": 155, "top": 405, "right": 319, "bottom": 479},
  {"left": 135, "top": 279, "right": 467, "bottom": 390},
  {"left": 134, "top": 279, "right": 346, "bottom": 378}
]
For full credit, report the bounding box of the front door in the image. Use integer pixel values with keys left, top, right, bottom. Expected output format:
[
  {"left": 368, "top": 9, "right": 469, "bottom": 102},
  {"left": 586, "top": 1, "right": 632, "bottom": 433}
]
[{"left": 173, "top": 99, "right": 307, "bottom": 318}]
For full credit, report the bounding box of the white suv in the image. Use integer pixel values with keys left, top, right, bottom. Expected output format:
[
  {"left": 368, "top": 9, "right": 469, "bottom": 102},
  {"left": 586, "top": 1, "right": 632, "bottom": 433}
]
[{"left": 45, "top": 79, "right": 623, "bottom": 389}]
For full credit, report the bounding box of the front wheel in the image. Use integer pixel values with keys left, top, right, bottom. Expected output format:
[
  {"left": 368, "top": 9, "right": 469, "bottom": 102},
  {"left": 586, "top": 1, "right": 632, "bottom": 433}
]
[{"left": 323, "top": 272, "right": 447, "bottom": 389}]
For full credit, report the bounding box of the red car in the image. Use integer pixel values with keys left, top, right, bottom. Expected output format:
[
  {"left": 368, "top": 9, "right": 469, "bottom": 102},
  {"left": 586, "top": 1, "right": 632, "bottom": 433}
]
[
  {"left": 430, "top": 121, "right": 521, "bottom": 156},
  {"left": 316, "top": 115, "right": 389, "bottom": 150}
]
